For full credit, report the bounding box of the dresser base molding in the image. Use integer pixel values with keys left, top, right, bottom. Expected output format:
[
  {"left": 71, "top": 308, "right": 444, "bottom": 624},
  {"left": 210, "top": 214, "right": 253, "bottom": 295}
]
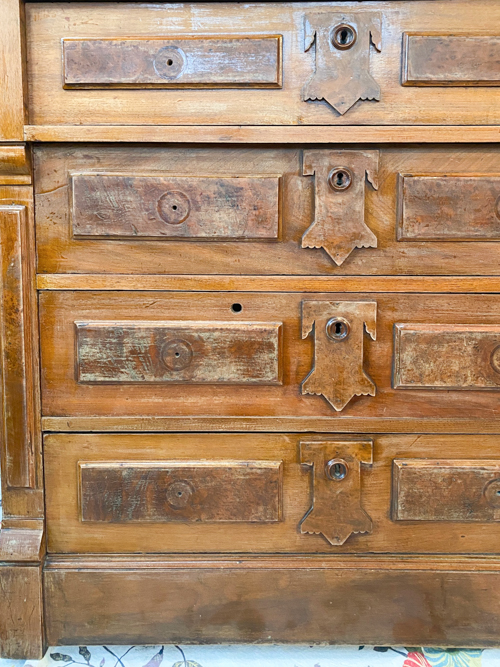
[{"left": 44, "top": 555, "right": 500, "bottom": 647}]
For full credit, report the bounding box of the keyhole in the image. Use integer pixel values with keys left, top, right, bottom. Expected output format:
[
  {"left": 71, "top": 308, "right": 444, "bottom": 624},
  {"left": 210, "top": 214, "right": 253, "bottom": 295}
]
[
  {"left": 167, "top": 58, "right": 174, "bottom": 66},
  {"left": 332, "top": 24, "right": 357, "bottom": 50},
  {"left": 231, "top": 303, "right": 243, "bottom": 313},
  {"left": 326, "top": 317, "right": 350, "bottom": 341},
  {"left": 328, "top": 167, "right": 353, "bottom": 191},
  {"left": 172, "top": 205, "right": 177, "bottom": 210},
  {"left": 326, "top": 459, "right": 348, "bottom": 481}
]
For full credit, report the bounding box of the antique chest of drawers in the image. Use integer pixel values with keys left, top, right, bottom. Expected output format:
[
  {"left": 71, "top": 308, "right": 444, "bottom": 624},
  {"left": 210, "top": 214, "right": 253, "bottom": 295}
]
[{"left": 2, "top": 0, "right": 500, "bottom": 658}]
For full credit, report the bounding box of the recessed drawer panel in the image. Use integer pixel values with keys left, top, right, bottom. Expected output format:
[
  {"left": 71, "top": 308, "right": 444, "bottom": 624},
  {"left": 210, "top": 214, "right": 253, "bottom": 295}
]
[
  {"left": 40, "top": 291, "right": 500, "bottom": 424},
  {"left": 26, "top": 2, "right": 500, "bottom": 126},
  {"left": 63, "top": 37, "right": 282, "bottom": 89},
  {"left": 80, "top": 461, "right": 282, "bottom": 523},
  {"left": 392, "top": 459, "right": 500, "bottom": 521},
  {"left": 44, "top": 433, "right": 500, "bottom": 554},
  {"left": 35, "top": 145, "right": 500, "bottom": 276}
]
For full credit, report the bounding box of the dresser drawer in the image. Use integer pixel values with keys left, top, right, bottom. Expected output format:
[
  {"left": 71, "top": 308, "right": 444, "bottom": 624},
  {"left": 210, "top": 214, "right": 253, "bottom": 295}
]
[
  {"left": 26, "top": 2, "right": 500, "bottom": 127},
  {"left": 44, "top": 432, "right": 500, "bottom": 554},
  {"left": 40, "top": 290, "right": 500, "bottom": 424},
  {"left": 35, "top": 144, "right": 500, "bottom": 276}
]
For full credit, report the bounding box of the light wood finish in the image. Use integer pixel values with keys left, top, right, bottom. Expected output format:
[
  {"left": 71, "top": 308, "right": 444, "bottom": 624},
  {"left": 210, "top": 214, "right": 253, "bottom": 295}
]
[
  {"left": 34, "top": 145, "right": 500, "bottom": 277},
  {"left": 0, "top": 0, "right": 26, "bottom": 141},
  {"left": 44, "top": 554, "right": 500, "bottom": 647},
  {"left": 35, "top": 274, "right": 500, "bottom": 293},
  {"left": 26, "top": 1, "right": 500, "bottom": 126},
  {"left": 44, "top": 433, "right": 500, "bottom": 555},
  {"left": 0, "top": 145, "right": 31, "bottom": 185},
  {"left": 24, "top": 124, "right": 500, "bottom": 144},
  {"left": 0, "top": 186, "right": 42, "bottom": 520},
  {"left": 39, "top": 291, "right": 500, "bottom": 422}
]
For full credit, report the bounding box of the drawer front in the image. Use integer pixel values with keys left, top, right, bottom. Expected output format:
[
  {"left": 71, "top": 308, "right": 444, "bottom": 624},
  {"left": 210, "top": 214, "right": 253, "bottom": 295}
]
[
  {"left": 27, "top": 2, "right": 500, "bottom": 126},
  {"left": 44, "top": 432, "right": 500, "bottom": 554},
  {"left": 35, "top": 145, "right": 500, "bottom": 276},
  {"left": 40, "top": 291, "right": 500, "bottom": 423}
]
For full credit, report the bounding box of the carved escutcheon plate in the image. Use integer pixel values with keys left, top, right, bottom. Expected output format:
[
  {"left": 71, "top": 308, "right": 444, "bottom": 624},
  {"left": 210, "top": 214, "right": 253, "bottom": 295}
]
[
  {"left": 300, "top": 440, "right": 373, "bottom": 545},
  {"left": 301, "top": 300, "right": 376, "bottom": 411}
]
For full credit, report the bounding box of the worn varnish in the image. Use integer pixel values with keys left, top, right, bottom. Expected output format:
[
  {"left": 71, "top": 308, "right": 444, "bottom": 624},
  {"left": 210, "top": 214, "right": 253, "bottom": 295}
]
[
  {"left": 63, "top": 37, "right": 282, "bottom": 88},
  {"left": 393, "top": 459, "right": 500, "bottom": 522},
  {"left": 35, "top": 145, "right": 500, "bottom": 277},
  {"left": 80, "top": 460, "right": 282, "bottom": 524},
  {"left": 71, "top": 173, "right": 281, "bottom": 240},
  {"left": 43, "top": 433, "right": 500, "bottom": 555},
  {"left": 76, "top": 321, "right": 282, "bottom": 385}
]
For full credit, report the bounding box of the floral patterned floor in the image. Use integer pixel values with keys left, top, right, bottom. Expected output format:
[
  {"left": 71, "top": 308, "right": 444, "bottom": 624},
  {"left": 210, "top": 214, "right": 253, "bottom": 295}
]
[{"left": 2, "top": 645, "right": 500, "bottom": 667}]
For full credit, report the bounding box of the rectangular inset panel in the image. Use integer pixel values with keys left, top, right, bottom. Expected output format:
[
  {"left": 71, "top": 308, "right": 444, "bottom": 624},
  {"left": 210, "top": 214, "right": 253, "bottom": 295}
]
[
  {"left": 71, "top": 174, "right": 281, "bottom": 240},
  {"left": 76, "top": 321, "right": 282, "bottom": 385},
  {"left": 393, "top": 459, "right": 500, "bottom": 521},
  {"left": 394, "top": 324, "right": 500, "bottom": 389},
  {"left": 402, "top": 33, "right": 500, "bottom": 86},
  {"left": 398, "top": 175, "right": 500, "bottom": 241},
  {"left": 79, "top": 460, "right": 282, "bottom": 523},
  {"left": 63, "top": 37, "right": 282, "bottom": 88}
]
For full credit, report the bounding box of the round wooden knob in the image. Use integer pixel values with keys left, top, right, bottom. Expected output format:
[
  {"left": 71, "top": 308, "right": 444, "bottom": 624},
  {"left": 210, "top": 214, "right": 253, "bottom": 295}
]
[
  {"left": 166, "top": 480, "right": 194, "bottom": 509},
  {"left": 153, "top": 46, "right": 186, "bottom": 80},
  {"left": 490, "top": 345, "right": 500, "bottom": 373},
  {"left": 161, "top": 339, "right": 193, "bottom": 371},
  {"left": 157, "top": 191, "right": 191, "bottom": 225},
  {"left": 484, "top": 478, "right": 500, "bottom": 507}
]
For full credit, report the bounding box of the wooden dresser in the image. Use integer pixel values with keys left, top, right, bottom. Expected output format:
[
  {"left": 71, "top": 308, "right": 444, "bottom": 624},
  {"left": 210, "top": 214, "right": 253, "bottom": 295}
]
[{"left": 2, "top": 0, "right": 500, "bottom": 657}]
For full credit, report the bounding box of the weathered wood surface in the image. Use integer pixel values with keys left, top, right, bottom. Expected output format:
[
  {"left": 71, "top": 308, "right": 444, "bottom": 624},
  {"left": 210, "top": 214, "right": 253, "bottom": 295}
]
[
  {"left": 300, "top": 440, "right": 373, "bottom": 546},
  {"left": 0, "top": 0, "right": 26, "bottom": 141},
  {"left": 301, "top": 301, "right": 376, "bottom": 411},
  {"left": 44, "top": 433, "right": 500, "bottom": 555},
  {"left": 63, "top": 37, "right": 282, "bottom": 88},
  {"left": 71, "top": 173, "right": 280, "bottom": 239},
  {"left": 76, "top": 321, "right": 282, "bottom": 385},
  {"left": 35, "top": 145, "right": 500, "bottom": 276},
  {"left": 44, "top": 555, "right": 500, "bottom": 646},
  {"left": 302, "top": 12, "right": 381, "bottom": 115},
  {"left": 0, "top": 145, "right": 31, "bottom": 185},
  {"left": 403, "top": 34, "right": 500, "bottom": 85},
  {"left": 80, "top": 460, "right": 282, "bottom": 523},
  {"left": 302, "top": 150, "right": 378, "bottom": 265},
  {"left": 394, "top": 324, "right": 500, "bottom": 389},
  {"left": 393, "top": 460, "right": 500, "bottom": 522},
  {"left": 398, "top": 175, "right": 500, "bottom": 240},
  {"left": 26, "top": 1, "right": 500, "bottom": 126},
  {"left": 0, "top": 520, "right": 44, "bottom": 562},
  {"left": 40, "top": 291, "right": 500, "bottom": 421},
  {"left": 0, "top": 564, "right": 44, "bottom": 659}
]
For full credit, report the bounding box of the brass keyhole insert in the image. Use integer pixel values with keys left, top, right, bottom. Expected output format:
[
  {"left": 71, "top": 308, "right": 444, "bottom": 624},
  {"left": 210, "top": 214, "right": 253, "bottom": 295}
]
[
  {"left": 331, "top": 24, "right": 357, "bottom": 50},
  {"left": 326, "top": 317, "right": 351, "bottom": 341},
  {"left": 325, "top": 459, "right": 349, "bottom": 481},
  {"left": 328, "top": 167, "right": 353, "bottom": 191}
]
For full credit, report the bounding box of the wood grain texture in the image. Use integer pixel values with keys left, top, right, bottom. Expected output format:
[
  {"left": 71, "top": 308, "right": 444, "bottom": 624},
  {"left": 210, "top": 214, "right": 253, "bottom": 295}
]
[
  {"left": 0, "top": 0, "right": 26, "bottom": 140},
  {"left": 0, "top": 187, "right": 42, "bottom": 521},
  {"left": 302, "top": 301, "right": 376, "bottom": 411},
  {"left": 24, "top": 125, "right": 500, "bottom": 143},
  {"left": 300, "top": 440, "right": 373, "bottom": 546},
  {"left": 302, "top": 12, "right": 381, "bottom": 115},
  {"left": 394, "top": 324, "right": 500, "bottom": 389},
  {"left": 43, "top": 555, "right": 500, "bottom": 647},
  {"left": 403, "top": 34, "right": 500, "bottom": 86},
  {"left": 398, "top": 175, "right": 500, "bottom": 241},
  {"left": 34, "top": 145, "right": 500, "bottom": 277},
  {"left": 79, "top": 460, "right": 282, "bottom": 523},
  {"left": 43, "top": 433, "right": 500, "bottom": 555},
  {"left": 0, "top": 520, "right": 44, "bottom": 563},
  {"left": 393, "top": 460, "right": 500, "bottom": 522},
  {"left": 71, "top": 173, "right": 280, "bottom": 240},
  {"left": 63, "top": 36, "right": 282, "bottom": 88},
  {"left": 26, "top": 1, "right": 500, "bottom": 126},
  {"left": 0, "top": 564, "right": 44, "bottom": 659},
  {"left": 76, "top": 321, "right": 282, "bottom": 385},
  {"left": 0, "top": 146, "right": 31, "bottom": 186},
  {"left": 302, "top": 150, "right": 378, "bottom": 265},
  {"left": 39, "top": 291, "right": 500, "bottom": 422}
]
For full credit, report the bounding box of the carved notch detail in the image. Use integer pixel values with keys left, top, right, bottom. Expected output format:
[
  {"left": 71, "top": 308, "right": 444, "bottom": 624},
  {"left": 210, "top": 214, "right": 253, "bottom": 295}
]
[
  {"left": 302, "top": 12, "right": 381, "bottom": 115},
  {"left": 302, "top": 300, "right": 376, "bottom": 411},
  {"left": 302, "top": 150, "right": 378, "bottom": 265},
  {"left": 300, "top": 439, "right": 373, "bottom": 545}
]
